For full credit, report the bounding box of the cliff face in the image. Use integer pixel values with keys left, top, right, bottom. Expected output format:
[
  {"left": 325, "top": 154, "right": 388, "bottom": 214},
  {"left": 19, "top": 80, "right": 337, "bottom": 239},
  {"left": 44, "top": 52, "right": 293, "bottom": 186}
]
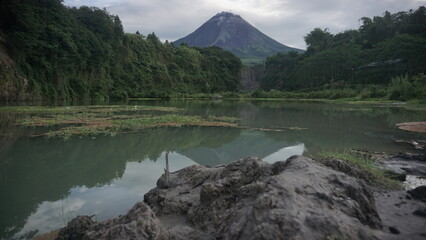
[
  {"left": 0, "top": 32, "right": 31, "bottom": 102},
  {"left": 240, "top": 65, "right": 264, "bottom": 92}
]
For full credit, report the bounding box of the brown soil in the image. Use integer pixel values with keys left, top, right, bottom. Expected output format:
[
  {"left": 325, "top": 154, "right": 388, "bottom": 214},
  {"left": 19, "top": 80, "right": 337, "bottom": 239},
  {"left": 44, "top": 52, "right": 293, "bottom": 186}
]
[{"left": 396, "top": 122, "right": 426, "bottom": 133}]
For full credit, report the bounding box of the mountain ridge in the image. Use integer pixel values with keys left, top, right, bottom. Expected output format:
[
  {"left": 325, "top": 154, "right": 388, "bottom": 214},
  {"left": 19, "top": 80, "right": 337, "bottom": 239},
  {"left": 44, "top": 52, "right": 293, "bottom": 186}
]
[{"left": 174, "top": 12, "right": 303, "bottom": 65}]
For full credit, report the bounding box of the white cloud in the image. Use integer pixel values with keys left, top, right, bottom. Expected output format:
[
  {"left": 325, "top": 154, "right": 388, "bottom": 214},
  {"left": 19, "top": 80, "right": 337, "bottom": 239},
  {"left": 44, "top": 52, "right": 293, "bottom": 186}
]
[{"left": 64, "top": 0, "right": 426, "bottom": 49}]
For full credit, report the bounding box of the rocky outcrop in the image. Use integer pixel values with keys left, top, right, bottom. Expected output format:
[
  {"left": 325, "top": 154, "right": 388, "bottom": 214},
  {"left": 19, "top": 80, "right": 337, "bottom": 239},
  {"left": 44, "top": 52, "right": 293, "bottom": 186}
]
[
  {"left": 58, "top": 156, "right": 394, "bottom": 240},
  {"left": 408, "top": 186, "right": 426, "bottom": 202},
  {"left": 320, "top": 157, "right": 374, "bottom": 183},
  {"left": 240, "top": 65, "right": 264, "bottom": 92},
  {"left": 56, "top": 202, "right": 168, "bottom": 240},
  {"left": 0, "top": 31, "right": 32, "bottom": 102}
]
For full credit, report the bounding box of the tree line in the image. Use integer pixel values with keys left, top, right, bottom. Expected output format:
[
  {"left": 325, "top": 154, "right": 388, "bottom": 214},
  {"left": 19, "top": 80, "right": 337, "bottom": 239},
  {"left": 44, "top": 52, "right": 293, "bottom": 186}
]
[
  {"left": 0, "top": 0, "right": 242, "bottom": 101},
  {"left": 261, "top": 7, "right": 426, "bottom": 101}
]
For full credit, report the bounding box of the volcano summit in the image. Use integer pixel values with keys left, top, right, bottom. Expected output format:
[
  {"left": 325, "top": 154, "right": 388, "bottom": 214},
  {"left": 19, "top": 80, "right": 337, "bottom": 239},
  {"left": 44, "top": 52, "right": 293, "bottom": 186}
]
[{"left": 174, "top": 12, "right": 303, "bottom": 64}]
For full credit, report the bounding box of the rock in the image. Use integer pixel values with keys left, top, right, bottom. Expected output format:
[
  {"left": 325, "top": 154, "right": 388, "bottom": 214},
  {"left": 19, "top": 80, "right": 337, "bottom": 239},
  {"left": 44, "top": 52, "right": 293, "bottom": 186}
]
[
  {"left": 389, "top": 226, "right": 400, "bottom": 234},
  {"left": 59, "top": 156, "right": 393, "bottom": 240},
  {"left": 384, "top": 170, "right": 406, "bottom": 182},
  {"left": 56, "top": 216, "right": 95, "bottom": 240},
  {"left": 144, "top": 156, "right": 386, "bottom": 240},
  {"left": 394, "top": 153, "right": 426, "bottom": 162},
  {"left": 320, "top": 157, "right": 374, "bottom": 183},
  {"left": 395, "top": 139, "right": 426, "bottom": 150},
  {"left": 374, "top": 190, "right": 426, "bottom": 240},
  {"left": 407, "top": 186, "right": 426, "bottom": 202},
  {"left": 378, "top": 153, "right": 426, "bottom": 177},
  {"left": 56, "top": 202, "right": 168, "bottom": 240},
  {"left": 413, "top": 208, "right": 426, "bottom": 217}
]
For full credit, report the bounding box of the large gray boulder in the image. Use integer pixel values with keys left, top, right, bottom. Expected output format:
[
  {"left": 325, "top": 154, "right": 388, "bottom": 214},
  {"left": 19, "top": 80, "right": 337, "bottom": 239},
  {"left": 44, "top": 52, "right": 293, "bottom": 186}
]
[
  {"left": 58, "top": 156, "right": 393, "bottom": 240},
  {"left": 145, "top": 156, "right": 387, "bottom": 240}
]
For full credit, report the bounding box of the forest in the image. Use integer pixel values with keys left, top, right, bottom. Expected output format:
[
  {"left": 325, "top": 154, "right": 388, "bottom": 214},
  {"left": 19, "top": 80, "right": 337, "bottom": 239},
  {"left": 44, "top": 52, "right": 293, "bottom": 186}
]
[
  {"left": 261, "top": 7, "right": 426, "bottom": 101},
  {"left": 1, "top": 1, "right": 425, "bottom": 102},
  {"left": 0, "top": 0, "right": 242, "bottom": 101}
]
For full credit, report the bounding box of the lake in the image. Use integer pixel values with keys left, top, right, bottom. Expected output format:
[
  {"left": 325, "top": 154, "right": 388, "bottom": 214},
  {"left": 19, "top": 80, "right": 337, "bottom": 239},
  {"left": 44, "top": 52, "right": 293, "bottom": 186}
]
[{"left": 0, "top": 100, "right": 425, "bottom": 239}]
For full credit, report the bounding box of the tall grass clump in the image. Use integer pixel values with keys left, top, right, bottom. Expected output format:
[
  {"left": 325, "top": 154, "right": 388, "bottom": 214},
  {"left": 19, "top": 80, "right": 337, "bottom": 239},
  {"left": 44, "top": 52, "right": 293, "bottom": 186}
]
[
  {"left": 387, "top": 74, "right": 413, "bottom": 101},
  {"left": 320, "top": 150, "right": 401, "bottom": 189}
]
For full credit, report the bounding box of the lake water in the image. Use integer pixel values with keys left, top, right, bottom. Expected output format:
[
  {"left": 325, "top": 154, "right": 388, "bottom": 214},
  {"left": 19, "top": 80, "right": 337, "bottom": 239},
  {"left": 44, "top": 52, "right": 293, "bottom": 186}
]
[{"left": 0, "top": 100, "right": 425, "bottom": 239}]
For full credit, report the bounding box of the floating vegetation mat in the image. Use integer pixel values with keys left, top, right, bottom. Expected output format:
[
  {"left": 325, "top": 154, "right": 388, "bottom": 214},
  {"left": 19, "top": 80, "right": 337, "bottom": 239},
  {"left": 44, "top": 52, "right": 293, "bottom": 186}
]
[{"left": 0, "top": 105, "right": 239, "bottom": 140}]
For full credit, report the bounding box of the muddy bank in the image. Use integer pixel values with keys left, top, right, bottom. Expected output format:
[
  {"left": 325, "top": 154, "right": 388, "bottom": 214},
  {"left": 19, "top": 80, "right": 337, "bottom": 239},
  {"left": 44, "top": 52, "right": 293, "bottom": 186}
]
[
  {"left": 396, "top": 122, "right": 426, "bottom": 134},
  {"left": 55, "top": 156, "right": 426, "bottom": 240}
]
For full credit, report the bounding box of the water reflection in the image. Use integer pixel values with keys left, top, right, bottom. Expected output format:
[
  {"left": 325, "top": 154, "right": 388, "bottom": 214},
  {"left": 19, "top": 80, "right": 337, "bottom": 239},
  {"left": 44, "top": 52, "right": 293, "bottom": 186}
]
[
  {"left": 14, "top": 152, "right": 196, "bottom": 238},
  {"left": 0, "top": 126, "right": 299, "bottom": 239},
  {"left": 13, "top": 140, "right": 304, "bottom": 238},
  {"left": 179, "top": 130, "right": 301, "bottom": 165},
  {"left": 263, "top": 144, "right": 305, "bottom": 164},
  {"left": 1, "top": 100, "right": 425, "bottom": 239}
]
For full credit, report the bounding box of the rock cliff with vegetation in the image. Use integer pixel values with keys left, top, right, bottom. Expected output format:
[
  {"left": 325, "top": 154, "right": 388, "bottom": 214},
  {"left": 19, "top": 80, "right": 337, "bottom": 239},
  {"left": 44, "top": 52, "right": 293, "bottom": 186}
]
[{"left": 0, "top": 0, "right": 242, "bottom": 102}]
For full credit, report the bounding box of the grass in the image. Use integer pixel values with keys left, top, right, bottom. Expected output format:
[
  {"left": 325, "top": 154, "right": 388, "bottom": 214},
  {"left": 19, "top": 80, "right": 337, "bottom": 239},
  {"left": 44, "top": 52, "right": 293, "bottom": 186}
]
[
  {"left": 156, "top": 86, "right": 426, "bottom": 109},
  {"left": 7, "top": 105, "right": 240, "bottom": 140},
  {"left": 320, "top": 150, "right": 402, "bottom": 189}
]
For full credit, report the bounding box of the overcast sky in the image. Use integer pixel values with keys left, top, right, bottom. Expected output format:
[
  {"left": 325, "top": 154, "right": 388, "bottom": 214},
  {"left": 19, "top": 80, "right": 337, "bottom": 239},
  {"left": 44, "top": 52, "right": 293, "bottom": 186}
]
[{"left": 64, "top": 0, "right": 426, "bottom": 49}]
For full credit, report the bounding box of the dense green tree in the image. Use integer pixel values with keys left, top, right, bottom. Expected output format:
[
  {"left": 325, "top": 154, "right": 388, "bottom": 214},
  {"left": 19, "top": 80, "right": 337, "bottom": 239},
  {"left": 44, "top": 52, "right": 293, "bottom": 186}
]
[
  {"left": 304, "top": 28, "right": 333, "bottom": 55},
  {"left": 261, "top": 51, "right": 301, "bottom": 90},
  {"left": 0, "top": 0, "right": 242, "bottom": 101},
  {"left": 261, "top": 7, "right": 426, "bottom": 94}
]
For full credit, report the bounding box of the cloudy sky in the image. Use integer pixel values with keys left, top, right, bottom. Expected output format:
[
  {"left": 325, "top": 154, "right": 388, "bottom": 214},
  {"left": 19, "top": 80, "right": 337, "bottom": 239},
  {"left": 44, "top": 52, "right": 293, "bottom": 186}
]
[{"left": 64, "top": 0, "right": 426, "bottom": 49}]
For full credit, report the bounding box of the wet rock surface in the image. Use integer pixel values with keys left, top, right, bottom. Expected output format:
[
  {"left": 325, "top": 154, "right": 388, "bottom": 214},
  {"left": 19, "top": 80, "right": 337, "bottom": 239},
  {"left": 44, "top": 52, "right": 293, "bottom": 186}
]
[
  {"left": 378, "top": 153, "right": 426, "bottom": 177},
  {"left": 374, "top": 189, "right": 426, "bottom": 240},
  {"left": 408, "top": 186, "right": 426, "bottom": 202},
  {"left": 144, "top": 156, "right": 389, "bottom": 240},
  {"left": 56, "top": 216, "right": 95, "bottom": 240},
  {"left": 320, "top": 157, "right": 374, "bottom": 183},
  {"left": 57, "top": 156, "right": 425, "bottom": 240},
  {"left": 362, "top": 151, "right": 426, "bottom": 189},
  {"left": 56, "top": 202, "right": 168, "bottom": 240}
]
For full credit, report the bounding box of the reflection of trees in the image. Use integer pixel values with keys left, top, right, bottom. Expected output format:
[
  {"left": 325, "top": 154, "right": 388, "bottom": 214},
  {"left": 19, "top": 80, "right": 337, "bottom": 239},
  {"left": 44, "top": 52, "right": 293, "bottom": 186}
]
[
  {"left": 0, "top": 113, "right": 28, "bottom": 160},
  {"left": 0, "top": 126, "right": 240, "bottom": 238},
  {"left": 139, "top": 100, "right": 426, "bottom": 155},
  {"left": 2, "top": 100, "right": 426, "bottom": 238}
]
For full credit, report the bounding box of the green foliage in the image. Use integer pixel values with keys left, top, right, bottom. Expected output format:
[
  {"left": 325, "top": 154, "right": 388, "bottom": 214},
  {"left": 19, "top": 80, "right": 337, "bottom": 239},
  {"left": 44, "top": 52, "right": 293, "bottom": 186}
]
[
  {"left": 261, "top": 7, "right": 426, "bottom": 99},
  {"left": 304, "top": 28, "right": 333, "bottom": 55},
  {"left": 0, "top": 0, "right": 241, "bottom": 101},
  {"left": 387, "top": 74, "right": 426, "bottom": 101},
  {"left": 320, "top": 150, "right": 401, "bottom": 189},
  {"left": 261, "top": 51, "right": 301, "bottom": 90}
]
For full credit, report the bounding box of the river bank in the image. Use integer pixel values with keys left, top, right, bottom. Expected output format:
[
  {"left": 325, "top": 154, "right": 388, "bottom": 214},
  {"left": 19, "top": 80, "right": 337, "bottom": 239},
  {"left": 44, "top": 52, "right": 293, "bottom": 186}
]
[{"left": 51, "top": 152, "right": 426, "bottom": 240}]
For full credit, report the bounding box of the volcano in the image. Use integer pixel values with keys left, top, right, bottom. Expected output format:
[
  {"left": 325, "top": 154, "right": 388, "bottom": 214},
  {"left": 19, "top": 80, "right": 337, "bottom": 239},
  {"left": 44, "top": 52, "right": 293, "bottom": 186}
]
[{"left": 174, "top": 12, "right": 303, "bottom": 64}]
